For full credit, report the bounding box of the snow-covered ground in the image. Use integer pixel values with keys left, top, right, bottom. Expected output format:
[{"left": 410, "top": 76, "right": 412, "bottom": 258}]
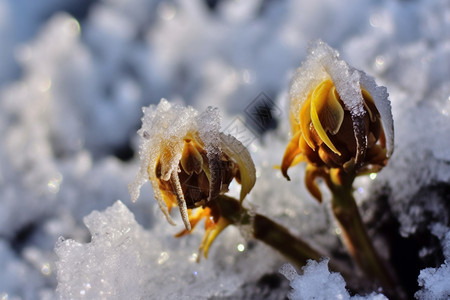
[{"left": 0, "top": 0, "right": 449, "bottom": 299}]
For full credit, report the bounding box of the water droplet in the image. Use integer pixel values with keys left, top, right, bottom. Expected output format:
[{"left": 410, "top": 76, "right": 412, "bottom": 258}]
[
  {"left": 237, "top": 243, "right": 245, "bottom": 252},
  {"left": 157, "top": 251, "right": 169, "bottom": 265},
  {"left": 41, "top": 263, "right": 51, "bottom": 276},
  {"left": 189, "top": 253, "right": 198, "bottom": 262},
  {"left": 65, "top": 17, "right": 81, "bottom": 36},
  {"left": 369, "top": 173, "right": 377, "bottom": 180},
  {"left": 158, "top": 3, "right": 177, "bottom": 20},
  {"left": 47, "top": 173, "right": 63, "bottom": 194},
  {"left": 39, "top": 77, "right": 52, "bottom": 93}
]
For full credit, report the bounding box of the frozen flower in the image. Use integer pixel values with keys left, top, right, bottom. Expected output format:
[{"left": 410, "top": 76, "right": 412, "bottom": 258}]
[
  {"left": 129, "top": 99, "right": 255, "bottom": 255},
  {"left": 281, "top": 41, "right": 394, "bottom": 201}
]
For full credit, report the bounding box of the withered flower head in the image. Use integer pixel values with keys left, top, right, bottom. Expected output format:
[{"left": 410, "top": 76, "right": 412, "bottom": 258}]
[
  {"left": 129, "top": 99, "right": 256, "bottom": 256},
  {"left": 281, "top": 41, "right": 394, "bottom": 201}
]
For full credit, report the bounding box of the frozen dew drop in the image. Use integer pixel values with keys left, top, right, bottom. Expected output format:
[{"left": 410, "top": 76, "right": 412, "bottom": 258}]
[
  {"left": 284, "top": 208, "right": 296, "bottom": 218},
  {"left": 369, "top": 173, "right": 377, "bottom": 180},
  {"left": 242, "top": 69, "right": 252, "bottom": 84},
  {"left": 237, "top": 243, "right": 245, "bottom": 252},
  {"left": 64, "top": 17, "right": 81, "bottom": 36},
  {"left": 157, "top": 2, "right": 177, "bottom": 21},
  {"left": 249, "top": 143, "right": 258, "bottom": 153},
  {"left": 41, "top": 263, "right": 51, "bottom": 276},
  {"left": 157, "top": 251, "right": 169, "bottom": 265},
  {"left": 47, "top": 173, "right": 63, "bottom": 194},
  {"left": 189, "top": 253, "right": 198, "bottom": 262},
  {"left": 80, "top": 289, "right": 85, "bottom": 296},
  {"left": 334, "top": 227, "right": 342, "bottom": 235},
  {"left": 39, "top": 77, "right": 52, "bottom": 93},
  {"left": 369, "top": 14, "right": 381, "bottom": 28},
  {"left": 374, "top": 55, "right": 387, "bottom": 72}
]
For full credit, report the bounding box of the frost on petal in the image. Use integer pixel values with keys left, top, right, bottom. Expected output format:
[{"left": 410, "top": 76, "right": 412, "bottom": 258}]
[
  {"left": 289, "top": 40, "right": 394, "bottom": 164},
  {"left": 128, "top": 99, "right": 198, "bottom": 225},
  {"left": 219, "top": 133, "right": 256, "bottom": 202},
  {"left": 129, "top": 99, "right": 255, "bottom": 229},
  {"left": 359, "top": 74, "right": 394, "bottom": 157},
  {"left": 198, "top": 106, "right": 222, "bottom": 202}
]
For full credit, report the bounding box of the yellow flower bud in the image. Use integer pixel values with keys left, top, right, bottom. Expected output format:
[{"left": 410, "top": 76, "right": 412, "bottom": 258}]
[
  {"left": 129, "top": 99, "right": 256, "bottom": 256},
  {"left": 281, "top": 41, "right": 394, "bottom": 201}
]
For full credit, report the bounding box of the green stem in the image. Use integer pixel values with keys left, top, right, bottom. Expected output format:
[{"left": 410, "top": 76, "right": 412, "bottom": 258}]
[
  {"left": 215, "top": 195, "right": 339, "bottom": 272},
  {"left": 327, "top": 169, "right": 396, "bottom": 295},
  {"left": 252, "top": 214, "right": 322, "bottom": 266}
]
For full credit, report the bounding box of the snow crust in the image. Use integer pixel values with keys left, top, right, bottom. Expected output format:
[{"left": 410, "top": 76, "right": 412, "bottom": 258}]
[
  {"left": 280, "top": 260, "right": 387, "bottom": 300},
  {"left": 415, "top": 225, "right": 450, "bottom": 299},
  {"left": 55, "top": 200, "right": 279, "bottom": 299}
]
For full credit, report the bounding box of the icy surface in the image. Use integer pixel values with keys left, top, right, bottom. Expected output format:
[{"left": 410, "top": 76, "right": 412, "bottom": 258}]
[
  {"left": 55, "top": 200, "right": 280, "bottom": 299},
  {"left": 280, "top": 259, "right": 387, "bottom": 300},
  {"left": 0, "top": 0, "right": 448, "bottom": 298}
]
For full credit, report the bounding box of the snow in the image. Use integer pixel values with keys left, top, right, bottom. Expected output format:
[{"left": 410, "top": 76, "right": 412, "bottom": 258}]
[
  {"left": 415, "top": 225, "right": 450, "bottom": 300},
  {"left": 280, "top": 259, "right": 388, "bottom": 300},
  {"left": 55, "top": 200, "right": 279, "bottom": 299},
  {"left": 0, "top": 0, "right": 448, "bottom": 299}
]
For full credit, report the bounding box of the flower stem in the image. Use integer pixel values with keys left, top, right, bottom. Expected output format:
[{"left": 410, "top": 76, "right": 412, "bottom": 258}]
[
  {"left": 327, "top": 169, "right": 396, "bottom": 295},
  {"left": 215, "top": 195, "right": 340, "bottom": 271},
  {"left": 252, "top": 214, "right": 322, "bottom": 266}
]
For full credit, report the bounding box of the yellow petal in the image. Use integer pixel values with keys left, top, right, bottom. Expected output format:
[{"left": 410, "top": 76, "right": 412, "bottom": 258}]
[
  {"left": 151, "top": 159, "right": 176, "bottom": 226},
  {"left": 305, "top": 164, "right": 322, "bottom": 202},
  {"left": 300, "top": 94, "right": 315, "bottom": 150},
  {"left": 361, "top": 89, "right": 377, "bottom": 123},
  {"left": 310, "top": 80, "right": 343, "bottom": 155},
  {"left": 180, "top": 139, "right": 203, "bottom": 175},
  {"left": 200, "top": 217, "right": 229, "bottom": 258},
  {"left": 281, "top": 131, "right": 303, "bottom": 180},
  {"left": 219, "top": 133, "right": 256, "bottom": 202},
  {"left": 175, "top": 207, "right": 211, "bottom": 237}
]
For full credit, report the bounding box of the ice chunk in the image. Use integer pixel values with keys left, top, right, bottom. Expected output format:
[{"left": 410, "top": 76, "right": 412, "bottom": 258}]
[
  {"left": 280, "top": 259, "right": 387, "bottom": 300},
  {"left": 55, "top": 201, "right": 146, "bottom": 298}
]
